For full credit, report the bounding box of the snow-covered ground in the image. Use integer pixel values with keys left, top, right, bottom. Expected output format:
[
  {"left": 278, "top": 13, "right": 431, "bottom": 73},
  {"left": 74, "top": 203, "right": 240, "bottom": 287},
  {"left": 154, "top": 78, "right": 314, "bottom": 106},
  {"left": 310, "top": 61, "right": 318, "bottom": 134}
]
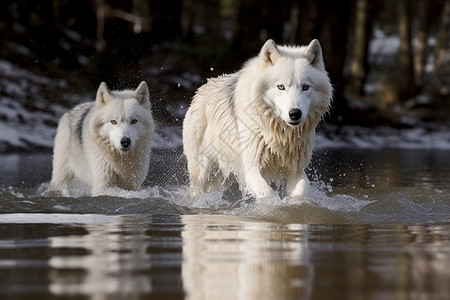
[
  {"left": 0, "top": 60, "right": 77, "bottom": 152},
  {"left": 317, "top": 124, "right": 450, "bottom": 150},
  {"left": 1, "top": 59, "right": 450, "bottom": 153}
]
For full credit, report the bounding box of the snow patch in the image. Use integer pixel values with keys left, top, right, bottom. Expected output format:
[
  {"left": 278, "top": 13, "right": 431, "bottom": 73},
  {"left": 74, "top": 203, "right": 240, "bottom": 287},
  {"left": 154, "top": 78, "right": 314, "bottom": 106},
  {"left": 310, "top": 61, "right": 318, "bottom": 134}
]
[{"left": 316, "top": 125, "right": 450, "bottom": 150}]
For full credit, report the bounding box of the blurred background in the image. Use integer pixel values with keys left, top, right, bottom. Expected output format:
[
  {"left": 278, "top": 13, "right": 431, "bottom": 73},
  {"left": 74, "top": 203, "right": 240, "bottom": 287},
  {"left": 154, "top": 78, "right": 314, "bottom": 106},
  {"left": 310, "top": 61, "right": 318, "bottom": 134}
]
[{"left": 0, "top": 0, "right": 449, "bottom": 152}]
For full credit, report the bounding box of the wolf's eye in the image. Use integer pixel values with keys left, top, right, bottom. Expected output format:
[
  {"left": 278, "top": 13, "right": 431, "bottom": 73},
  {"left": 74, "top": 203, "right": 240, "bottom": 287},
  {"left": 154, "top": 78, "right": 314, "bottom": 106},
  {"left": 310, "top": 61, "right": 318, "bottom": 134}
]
[
  {"left": 302, "top": 84, "right": 310, "bottom": 91},
  {"left": 277, "top": 85, "right": 285, "bottom": 90},
  {"left": 110, "top": 120, "right": 117, "bottom": 125},
  {"left": 131, "top": 119, "right": 137, "bottom": 124}
]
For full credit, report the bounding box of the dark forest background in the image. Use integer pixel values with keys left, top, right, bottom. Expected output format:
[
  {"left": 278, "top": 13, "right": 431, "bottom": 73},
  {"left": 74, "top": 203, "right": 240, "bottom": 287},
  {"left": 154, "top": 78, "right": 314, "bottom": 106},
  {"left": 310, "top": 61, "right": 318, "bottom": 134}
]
[{"left": 1, "top": 0, "right": 449, "bottom": 127}]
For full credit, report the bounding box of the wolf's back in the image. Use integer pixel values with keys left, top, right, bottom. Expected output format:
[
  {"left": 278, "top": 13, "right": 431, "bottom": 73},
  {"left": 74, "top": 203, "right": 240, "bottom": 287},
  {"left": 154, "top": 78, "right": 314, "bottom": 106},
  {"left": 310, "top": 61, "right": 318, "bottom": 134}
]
[{"left": 63, "top": 102, "right": 94, "bottom": 144}]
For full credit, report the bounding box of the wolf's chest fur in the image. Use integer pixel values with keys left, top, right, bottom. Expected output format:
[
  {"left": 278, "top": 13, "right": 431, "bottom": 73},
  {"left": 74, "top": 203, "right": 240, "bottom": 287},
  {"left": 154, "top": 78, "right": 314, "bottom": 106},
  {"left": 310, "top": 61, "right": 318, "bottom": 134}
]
[{"left": 250, "top": 104, "right": 311, "bottom": 170}]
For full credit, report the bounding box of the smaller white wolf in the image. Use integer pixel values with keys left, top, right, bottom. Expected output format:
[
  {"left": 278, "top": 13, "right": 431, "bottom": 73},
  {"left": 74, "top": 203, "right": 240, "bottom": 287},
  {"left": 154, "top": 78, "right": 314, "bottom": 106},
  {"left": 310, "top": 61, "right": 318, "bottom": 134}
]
[
  {"left": 183, "top": 39, "right": 332, "bottom": 199},
  {"left": 49, "top": 81, "right": 155, "bottom": 196}
]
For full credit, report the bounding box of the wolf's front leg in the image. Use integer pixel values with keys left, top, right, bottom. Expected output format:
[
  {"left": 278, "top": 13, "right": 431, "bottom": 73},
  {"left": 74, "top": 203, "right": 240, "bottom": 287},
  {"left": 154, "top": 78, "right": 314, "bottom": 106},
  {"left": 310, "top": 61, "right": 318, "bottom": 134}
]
[
  {"left": 244, "top": 166, "right": 277, "bottom": 198},
  {"left": 91, "top": 183, "right": 108, "bottom": 196},
  {"left": 287, "top": 169, "right": 310, "bottom": 198},
  {"left": 90, "top": 166, "right": 112, "bottom": 196}
]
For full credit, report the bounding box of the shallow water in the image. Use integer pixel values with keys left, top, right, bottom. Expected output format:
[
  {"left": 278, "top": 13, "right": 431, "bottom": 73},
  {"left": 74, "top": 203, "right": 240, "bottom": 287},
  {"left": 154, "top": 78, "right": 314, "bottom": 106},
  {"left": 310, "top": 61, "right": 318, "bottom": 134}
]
[{"left": 1, "top": 148, "right": 450, "bottom": 299}]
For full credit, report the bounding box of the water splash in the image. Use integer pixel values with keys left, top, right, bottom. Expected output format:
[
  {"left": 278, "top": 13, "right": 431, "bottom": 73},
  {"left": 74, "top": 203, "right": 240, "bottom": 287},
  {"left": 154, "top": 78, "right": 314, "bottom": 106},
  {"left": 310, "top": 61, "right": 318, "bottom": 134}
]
[{"left": 1, "top": 178, "right": 450, "bottom": 224}]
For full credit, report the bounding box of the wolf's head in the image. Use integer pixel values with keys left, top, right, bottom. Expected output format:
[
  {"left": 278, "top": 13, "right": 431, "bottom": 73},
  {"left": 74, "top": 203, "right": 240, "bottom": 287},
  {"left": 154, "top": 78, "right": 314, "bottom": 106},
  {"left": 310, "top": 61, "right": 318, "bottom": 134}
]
[
  {"left": 92, "top": 81, "right": 154, "bottom": 153},
  {"left": 252, "top": 39, "right": 332, "bottom": 129}
]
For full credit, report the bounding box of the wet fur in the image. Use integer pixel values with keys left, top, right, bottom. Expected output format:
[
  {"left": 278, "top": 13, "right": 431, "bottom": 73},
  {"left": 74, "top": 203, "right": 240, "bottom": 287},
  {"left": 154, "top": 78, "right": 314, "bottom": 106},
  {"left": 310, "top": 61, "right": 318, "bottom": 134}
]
[
  {"left": 49, "top": 82, "right": 155, "bottom": 196},
  {"left": 183, "top": 39, "right": 332, "bottom": 199}
]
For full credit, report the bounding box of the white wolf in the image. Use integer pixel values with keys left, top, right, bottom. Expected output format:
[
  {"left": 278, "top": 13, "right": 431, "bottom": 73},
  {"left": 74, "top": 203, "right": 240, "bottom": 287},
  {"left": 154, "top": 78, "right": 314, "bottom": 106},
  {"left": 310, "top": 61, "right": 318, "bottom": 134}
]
[
  {"left": 183, "top": 39, "right": 332, "bottom": 199},
  {"left": 49, "top": 81, "right": 155, "bottom": 196}
]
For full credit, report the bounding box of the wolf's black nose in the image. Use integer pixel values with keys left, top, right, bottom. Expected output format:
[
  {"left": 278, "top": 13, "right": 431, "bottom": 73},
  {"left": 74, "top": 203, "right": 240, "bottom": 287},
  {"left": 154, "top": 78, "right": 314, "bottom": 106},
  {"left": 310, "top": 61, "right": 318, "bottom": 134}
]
[
  {"left": 289, "top": 108, "right": 302, "bottom": 121},
  {"left": 121, "top": 137, "right": 131, "bottom": 148}
]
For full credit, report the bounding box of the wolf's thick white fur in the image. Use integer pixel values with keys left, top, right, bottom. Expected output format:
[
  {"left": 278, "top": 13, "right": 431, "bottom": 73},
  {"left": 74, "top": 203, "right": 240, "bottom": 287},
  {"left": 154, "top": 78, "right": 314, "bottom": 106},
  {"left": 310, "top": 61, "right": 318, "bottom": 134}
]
[
  {"left": 183, "top": 39, "right": 332, "bottom": 199},
  {"left": 49, "top": 81, "right": 154, "bottom": 196}
]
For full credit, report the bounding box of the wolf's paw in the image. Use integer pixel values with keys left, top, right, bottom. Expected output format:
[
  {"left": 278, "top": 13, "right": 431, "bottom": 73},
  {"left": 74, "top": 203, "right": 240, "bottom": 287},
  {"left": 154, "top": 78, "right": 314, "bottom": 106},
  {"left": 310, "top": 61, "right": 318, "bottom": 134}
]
[
  {"left": 254, "top": 188, "right": 278, "bottom": 199},
  {"left": 189, "top": 186, "right": 203, "bottom": 198}
]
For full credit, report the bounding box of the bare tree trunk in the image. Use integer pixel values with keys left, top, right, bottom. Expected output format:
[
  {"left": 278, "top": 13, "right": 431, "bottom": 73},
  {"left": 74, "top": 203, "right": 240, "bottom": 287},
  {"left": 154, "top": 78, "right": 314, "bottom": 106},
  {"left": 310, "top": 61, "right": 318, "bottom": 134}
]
[
  {"left": 347, "top": 0, "right": 368, "bottom": 96},
  {"left": 395, "top": 0, "right": 415, "bottom": 101},
  {"left": 434, "top": 0, "right": 450, "bottom": 62},
  {"left": 232, "top": 0, "right": 262, "bottom": 57},
  {"left": 95, "top": 0, "right": 106, "bottom": 51},
  {"left": 413, "top": 0, "right": 429, "bottom": 91},
  {"left": 296, "top": 0, "right": 318, "bottom": 45},
  {"left": 316, "top": 0, "right": 352, "bottom": 123},
  {"left": 264, "top": 0, "right": 285, "bottom": 42},
  {"left": 430, "top": 0, "right": 450, "bottom": 102},
  {"left": 288, "top": 0, "right": 300, "bottom": 44}
]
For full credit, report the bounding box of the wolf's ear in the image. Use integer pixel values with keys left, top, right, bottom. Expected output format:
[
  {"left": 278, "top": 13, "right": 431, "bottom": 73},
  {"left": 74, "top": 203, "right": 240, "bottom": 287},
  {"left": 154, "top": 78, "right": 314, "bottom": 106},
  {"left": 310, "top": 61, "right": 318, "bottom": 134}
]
[
  {"left": 133, "top": 81, "right": 150, "bottom": 107},
  {"left": 305, "top": 39, "right": 325, "bottom": 71},
  {"left": 259, "top": 39, "right": 282, "bottom": 69},
  {"left": 96, "top": 82, "right": 112, "bottom": 106}
]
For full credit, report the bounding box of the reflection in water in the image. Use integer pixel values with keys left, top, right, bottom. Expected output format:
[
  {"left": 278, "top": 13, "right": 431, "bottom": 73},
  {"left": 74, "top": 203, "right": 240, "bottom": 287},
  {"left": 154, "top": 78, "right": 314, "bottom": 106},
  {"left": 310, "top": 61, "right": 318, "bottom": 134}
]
[
  {"left": 181, "top": 215, "right": 313, "bottom": 300},
  {"left": 308, "top": 224, "right": 450, "bottom": 299},
  {"left": 402, "top": 225, "right": 450, "bottom": 299},
  {"left": 48, "top": 216, "right": 152, "bottom": 297},
  {"left": 1, "top": 215, "right": 450, "bottom": 298},
  {"left": 180, "top": 216, "right": 450, "bottom": 300}
]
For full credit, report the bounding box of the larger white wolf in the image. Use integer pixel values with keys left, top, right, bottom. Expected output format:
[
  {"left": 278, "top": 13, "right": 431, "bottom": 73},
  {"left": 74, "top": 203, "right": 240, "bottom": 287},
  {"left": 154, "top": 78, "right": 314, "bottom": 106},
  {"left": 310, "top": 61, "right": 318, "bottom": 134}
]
[
  {"left": 49, "top": 81, "right": 155, "bottom": 196},
  {"left": 183, "top": 39, "right": 332, "bottom": 199}
]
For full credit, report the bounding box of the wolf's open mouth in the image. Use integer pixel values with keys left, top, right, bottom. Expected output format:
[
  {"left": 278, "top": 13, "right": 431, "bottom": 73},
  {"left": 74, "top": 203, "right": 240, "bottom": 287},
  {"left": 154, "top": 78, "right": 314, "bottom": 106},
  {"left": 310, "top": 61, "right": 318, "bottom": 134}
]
[{"left": 288, "top": 122, "right": 301, "bottom": 126}]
